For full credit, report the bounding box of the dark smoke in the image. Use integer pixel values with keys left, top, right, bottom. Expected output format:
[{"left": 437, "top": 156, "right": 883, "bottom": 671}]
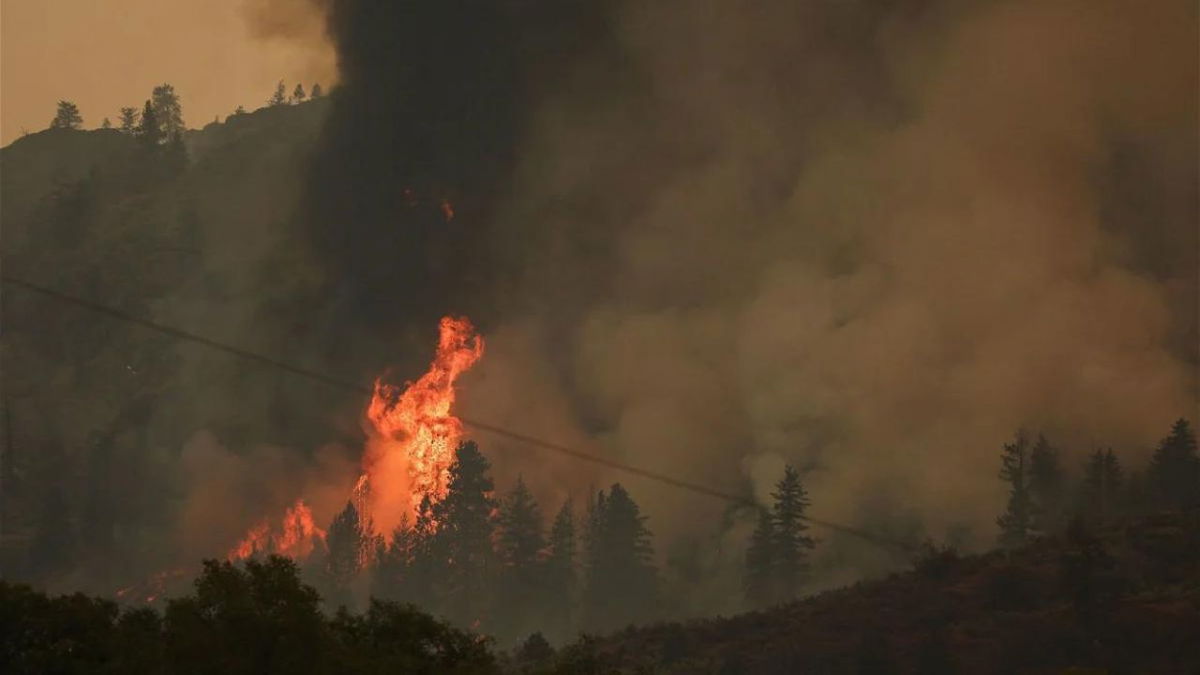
[{"left": 299, "top": 0, "right": 618, "bottom": 372}]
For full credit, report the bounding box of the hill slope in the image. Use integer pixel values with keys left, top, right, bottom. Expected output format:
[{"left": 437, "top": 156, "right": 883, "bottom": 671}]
[{"left": 559, "top": 513, "right": 1199, "bottom": 674}]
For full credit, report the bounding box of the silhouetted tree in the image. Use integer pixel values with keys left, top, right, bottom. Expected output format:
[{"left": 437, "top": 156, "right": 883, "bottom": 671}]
[
  {"left": 118, "top": 106, "right": 139, "bottom": 133},
  {"left": 583, "top": 483, "right": 657, "bottom": 631},
  {"left": 325, "top": 501, "right": 366, "bottom": 601},
  {"left": 293, "top": 83, "right": 307, "bottom": 103},
  {"left": 1028, "top": 434, "right": 1066, "bottom": 534},
  {"left": 151, "top": 84, "right": 185, "bottom": 139},
  {"left": 514, "top": 632, "right": 555, "bottom": 671},
  {"left": 432, "top": 441, "right": 497, "bottom": 627},
  {"left": 49, "top": 101, "right": 83, "bottom": 130},
  {"left": 1149, "top": 418, "right": 1198, "bottom": 510},
  {"left": 1082, "top": 449, "right": 1122, "bottom": 524},
  {"left": 743, "top": 507, "right": 776, "bottom": 608},
  {"left": 100, "top": 117, "right": 112, "bottom": 129},
  {"left": 137, "top": 100, "right": 161, "bottom": 147},
  {"left": 164, "top": 556, "right": 325, "bottom": 674},
  {"left": 1058, "top": 517, "right": 1115, "bottom": 630},
  {"left": 544, "top": 498, "right": 577, "bottom": 639},
  {"left": 269, "top": 80, "right": 289, "bottom": 106},
  {"left": 311, "top": 83, "right": 324, "bottom": 98},
  {"left": 496, "top": 477, "right": 545, "bottom": 639},
  {"left": 997, "top": 431, "right": 1032, "bottom": 547},
  {"left": 233, "top": 105, "right": 247, "bottom": 116},
  {"left": 772, "top": 465, "right": 816, "bottom": 598}
]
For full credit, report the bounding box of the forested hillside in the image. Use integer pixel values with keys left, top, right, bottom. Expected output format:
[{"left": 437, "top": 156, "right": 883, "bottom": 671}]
[{"left": 1, "top": 95, "right": 342, "bottom": 589}]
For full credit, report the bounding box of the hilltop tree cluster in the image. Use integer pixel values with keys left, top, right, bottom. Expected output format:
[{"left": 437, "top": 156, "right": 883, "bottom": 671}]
[
  {"left": 996, "top": 418, "right": 1198, "bottom": 547},
  {"left": 310, "top": 441, "right": 659, "bottom": 645}
]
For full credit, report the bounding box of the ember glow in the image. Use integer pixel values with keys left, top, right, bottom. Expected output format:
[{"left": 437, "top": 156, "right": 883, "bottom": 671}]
[{"left": 361, "top": 315, "right": 483, "bottom": 536}]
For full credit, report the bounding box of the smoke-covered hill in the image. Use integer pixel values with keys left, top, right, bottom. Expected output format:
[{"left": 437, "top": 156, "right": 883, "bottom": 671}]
[{"left": 1, "top": 99, "right": 370, "bottom": 589}]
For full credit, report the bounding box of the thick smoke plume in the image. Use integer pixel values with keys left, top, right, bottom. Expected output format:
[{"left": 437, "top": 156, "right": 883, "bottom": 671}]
[
  {"left": 304, "top": 0, "right": 1196, "bottom": 569},
  {"left": 3, "top": 0, "right": 1193, "bottom": 615}
]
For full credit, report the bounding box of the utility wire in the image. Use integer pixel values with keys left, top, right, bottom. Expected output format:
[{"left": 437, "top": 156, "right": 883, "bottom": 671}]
[{"left": 1, "top": 275, "right": 918, "bottom": 553}]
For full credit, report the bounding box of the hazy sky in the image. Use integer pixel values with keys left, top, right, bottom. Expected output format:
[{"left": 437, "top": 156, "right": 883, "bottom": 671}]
[{"left": 1, "top": 0, "right": 335, "bottom": 145}]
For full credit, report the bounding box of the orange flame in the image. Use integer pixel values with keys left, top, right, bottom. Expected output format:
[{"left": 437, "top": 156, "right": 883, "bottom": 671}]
[
  {"left": 225, "top": 316, "right": 481, "bottom": 561},
  {"left": 228, "top": 499, "right": 326, "bottom": 561},
  {"left": 361, "top": 315, "right": 483, "bottom": 536}
]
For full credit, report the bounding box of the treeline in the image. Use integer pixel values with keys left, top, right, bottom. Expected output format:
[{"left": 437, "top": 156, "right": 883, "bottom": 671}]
[
  {"left": 0, "top": 555, "right": 497, "bottom": 675},
  {"left": 995, "top": 418, "right": 1198, "bottom": 547},
  {"left": 43, "top": 80, "right": 323, "bottom": 135},
  {"left": 303, "top": 441, "right": 658, "bottom": 645}
]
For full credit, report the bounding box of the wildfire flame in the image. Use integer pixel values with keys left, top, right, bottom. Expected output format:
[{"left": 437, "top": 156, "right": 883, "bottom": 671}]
[
  {"left": 227, "top": 499, "right": 326, "bottom": 561},
  {"left": 361, "top": 315, "right": 483, "bottom": 536},
  {"left": 224, "top": 315, "right": 481, "bottom": 562}
]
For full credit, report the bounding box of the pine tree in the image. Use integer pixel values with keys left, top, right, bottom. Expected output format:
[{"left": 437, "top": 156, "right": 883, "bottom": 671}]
[
  {"left": 772, "top": 465, "right": 816, "bottom": 599},
  {"left": 49, "top": 101, "right": 83, "bottom": 130},
  {"left": 1082, "top": 449, "right": 1122, "bottom": 523},
  {"left": 311, "top": 83, "right": 324, "bottom": 99},
  {"left": 137, "top": 100, "right": 161, "bottom": 147},
  {"left": 292, "top": 83, "right": 307, "bottom": 103},
  {"left": 100, "top": 117, "right": 112, "bottom": 129},
  {"left": 431, "top": 441, "right": 497, "bottom": 627},
  {"left": 1148, "top": 418, "right": 1199, "bottom": 510},
  {"left": 545, "top": 498, "right": 577, "bottom": 638},
  {"left": 1028, "top": 434, "right": 1065, "bottom": 534},
  {"left": 743, "top": 507, "right": 776, "bottom": 608},
  {"left": 582, "top": 483, "right": 657, "bottom": 631},
  {"left": 496, "top": 477, "right": 546, "bottom": 640},
  {"left": 118, "top": 107, "right": 139, "bottom": 133},
  {"left": 997, "top": 431, "right": 1032, "bottom": 548},
  {"left": 326, "top": 501, "right": 366, "bottom": 599},
  {"left": 151, "top": 84, "right": 185, "bottom": 139},
  {"left": 269, "top": 81, "right": 289, "bottom": 107}
]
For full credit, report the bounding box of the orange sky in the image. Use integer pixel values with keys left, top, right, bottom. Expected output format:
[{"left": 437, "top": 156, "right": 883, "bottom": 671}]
[{"left": 1, "top": 0, "right": 336, "bottom": 145}]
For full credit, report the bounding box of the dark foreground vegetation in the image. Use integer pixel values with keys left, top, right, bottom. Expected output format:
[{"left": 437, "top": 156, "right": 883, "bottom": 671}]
[
  {"left": 2, "top": 555, "right": 496, "bottom": 675},
  {"left": 4, "top": 509, "right": 1198, "bottom": 674}
]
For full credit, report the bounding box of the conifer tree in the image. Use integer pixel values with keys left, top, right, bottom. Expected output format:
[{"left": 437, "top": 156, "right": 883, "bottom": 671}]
[
  {"left": 431, "top": 441, "right": 497, "bottom": 627},
  {"left": 545, "top": 498, "right": 577, "bottom": 637},
  {"left": 372, "top": 513, "right": 414, "bottom": 602},
  {"left": 771, "top": 465, "right": 815, "bottom": 598},
  {"left": 405, "top": 494, "right": 440, "bottom": 610},
  {"left": 496, "top": 477, "right": 546, "bottom": 641},
  {"left": 997, "top": 431, "right": 1032, "bottom": 548},
  {"left": 582, "top": 483, "right": 657, "bottom": 631},
  {"left": 49, "top": 101, "right": 83, "bottom": 130},
  {"left": 1082, "top": 448, "right": 1122, "bottom": 523},
  {"left": 326, "top": 501, "right": 366, "bottom": 599},
  {"left": 292, "top": 83, "right": 307, "bottom": 103},
  {"left": 1148, "top": 418, "right": 1198, "bottom": 510},
  {"left": 269, "top": 81, "right": 289, "bottom": 107},
  {"left": 137, "top": 100, "right": 161, "bottom": 147},
  {"left": 311, "top": 83, "right": 324, "bottom": 98},
  {"left": 101, "top": 117, "right": 112, "bottom": 129},
  {"left": 1028, "top": 434, "right": 1065, "bottom": 534},
  {"left": 151, "top": 84, "right": 185, "bottom": 138},
  {"left": 118, "top": 107, "right": 140, "bottom": 133},
  {"left": 743, "top": 507, "right": 776, "bottom": 608}
]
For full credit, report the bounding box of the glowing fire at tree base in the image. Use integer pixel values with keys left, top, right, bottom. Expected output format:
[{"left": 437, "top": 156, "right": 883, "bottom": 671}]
[{"left": 228, "top": 316, "right": 483, "bottom": 562}]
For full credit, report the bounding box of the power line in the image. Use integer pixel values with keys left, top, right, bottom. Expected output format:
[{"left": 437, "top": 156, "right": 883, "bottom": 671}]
[{"left": 1, "top": 275, "right": 918, "bottom": 553}]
